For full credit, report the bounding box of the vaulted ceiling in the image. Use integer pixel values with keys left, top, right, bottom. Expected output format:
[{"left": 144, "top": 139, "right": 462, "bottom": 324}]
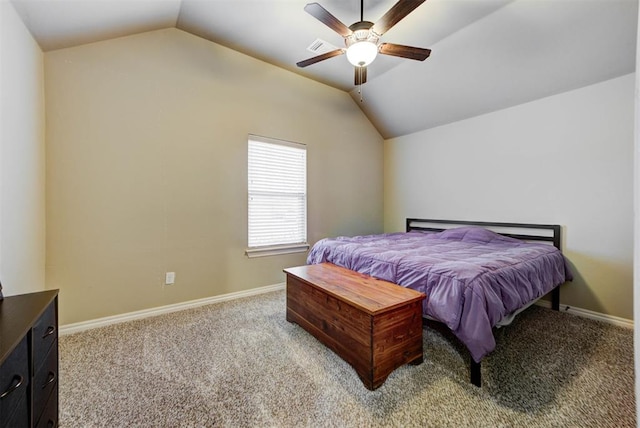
[{"left": 10, "top": 0, "right": 639, "bottom": 139}]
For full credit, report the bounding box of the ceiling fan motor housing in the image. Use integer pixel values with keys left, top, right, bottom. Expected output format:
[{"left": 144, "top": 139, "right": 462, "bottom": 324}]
[{"left": 346, "top": 21, "right": 380, "bottom": 48}]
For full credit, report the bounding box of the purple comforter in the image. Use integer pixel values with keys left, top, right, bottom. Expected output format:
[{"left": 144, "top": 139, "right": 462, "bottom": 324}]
[{"left": 306, "top": 227, "right": 572, "bottom": 362}]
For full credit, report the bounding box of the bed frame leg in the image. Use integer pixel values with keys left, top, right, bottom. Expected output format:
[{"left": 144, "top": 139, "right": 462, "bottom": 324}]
[
  {"left": 470, "top": 360, "right": 481, "bottom": 387},
  {"left": 552, "top": 287, "right": 560, "bottom": 311}
]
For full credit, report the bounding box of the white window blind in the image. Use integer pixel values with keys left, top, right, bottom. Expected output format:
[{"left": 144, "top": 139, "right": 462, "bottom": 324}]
[{"left": 247, "top": 135, "right": 307, "bottom": 255}]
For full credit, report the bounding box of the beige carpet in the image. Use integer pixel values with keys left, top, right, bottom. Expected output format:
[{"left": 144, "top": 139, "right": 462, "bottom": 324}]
[{"left": 59, "top": 290, "right": 635, "bottom": 427}]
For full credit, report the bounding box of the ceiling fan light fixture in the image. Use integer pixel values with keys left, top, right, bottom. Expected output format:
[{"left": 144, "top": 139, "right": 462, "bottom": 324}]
[{"left": 346, "top": 41, "right": 378, "bottom": 67}]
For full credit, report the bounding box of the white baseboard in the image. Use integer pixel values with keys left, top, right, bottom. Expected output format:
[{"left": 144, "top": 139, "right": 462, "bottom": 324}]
[
  {"left": 60, "top": 284, "right": 633, "bottom": 335},
  {"left": 59, "top": 283, "right": 285, "bottom": 336},
  {"left": 535, "top": 300, "right": 634, "bottom": 329}
]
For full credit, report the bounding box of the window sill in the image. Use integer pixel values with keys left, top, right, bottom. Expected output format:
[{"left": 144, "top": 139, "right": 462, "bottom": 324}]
[{"left": 245, "top": 243, "right": 310, "bottom": 258}]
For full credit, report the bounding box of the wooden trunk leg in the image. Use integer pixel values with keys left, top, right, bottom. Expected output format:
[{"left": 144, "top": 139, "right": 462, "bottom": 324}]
[
  {"left": 409, "top": 356, "right": 424, "bottom": 365},
  {"left": 470, "top": 360, "right": 481, "bottom": 387}
]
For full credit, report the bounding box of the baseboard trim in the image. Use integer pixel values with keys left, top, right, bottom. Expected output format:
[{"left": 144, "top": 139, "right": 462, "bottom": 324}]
[
  {"left": 59, "top": 283, "right": 286, "bottom": 336},
  {"left": 535, "top": 300, "right": 634, "bottom": 329},
  {"left": 60, "top": 285, "right": 633, "bottom": 335}
]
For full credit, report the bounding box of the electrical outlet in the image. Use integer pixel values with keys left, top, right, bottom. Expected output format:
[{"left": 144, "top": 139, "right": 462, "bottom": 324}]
[{"left": 165, "top": 272, "right": 175, "bottom": 285}]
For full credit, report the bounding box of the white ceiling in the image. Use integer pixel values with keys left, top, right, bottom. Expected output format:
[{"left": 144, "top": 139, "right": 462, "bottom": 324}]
[{"left": 10, "top": 0, "right": 639, "bottom": 139}]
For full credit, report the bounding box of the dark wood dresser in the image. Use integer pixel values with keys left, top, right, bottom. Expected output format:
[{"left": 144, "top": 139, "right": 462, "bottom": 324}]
[{"left": 0, "top": 290, "right": 59, "bottom": 428}]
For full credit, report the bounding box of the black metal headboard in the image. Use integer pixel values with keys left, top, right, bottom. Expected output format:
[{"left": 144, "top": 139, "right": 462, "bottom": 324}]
[{"left": 406, "top": 218, "right": 561, "bottom": 250}]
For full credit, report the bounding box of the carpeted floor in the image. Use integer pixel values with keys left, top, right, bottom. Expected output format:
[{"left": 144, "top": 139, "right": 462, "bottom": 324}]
[{"left": 59, "top": 290, "right": 635, "bottom": 427}]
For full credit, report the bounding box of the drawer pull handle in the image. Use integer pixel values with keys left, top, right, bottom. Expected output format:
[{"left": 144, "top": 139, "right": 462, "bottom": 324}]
[
  {"left": 0, "top": 375, "right": 24, "bottom": 399},
  {"left": 47, "top": 419, "right": 56, "bottom": 428},
  {"left": 43, "top": 326, "right": 56, "bottom": 338},
  {"left": 42, "top": 371, "right": 56, "bottom": 388}
]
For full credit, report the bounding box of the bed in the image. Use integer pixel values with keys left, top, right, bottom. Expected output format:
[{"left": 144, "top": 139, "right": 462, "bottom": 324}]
[{"left": 306, "top": 218, "right": 573, "bottom": 386}]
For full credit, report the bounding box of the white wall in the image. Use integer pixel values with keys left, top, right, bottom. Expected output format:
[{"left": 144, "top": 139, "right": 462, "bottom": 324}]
[
  {"left": 385, "top": 74, "right": 634, "bottom": 320},
  {"left": 633, "top": 1, "right": 639, "bottom": 420},
  {"left": 0, "top": 1, "right": 46, "bottom": 296},
  {"left": 45, "top": 29, "right": 384, "bottom": 325}
]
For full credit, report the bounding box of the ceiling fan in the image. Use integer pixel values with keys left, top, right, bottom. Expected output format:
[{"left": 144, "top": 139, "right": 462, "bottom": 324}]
[{"left": 296, "top": 0, "right": 432, "bottom": 86}]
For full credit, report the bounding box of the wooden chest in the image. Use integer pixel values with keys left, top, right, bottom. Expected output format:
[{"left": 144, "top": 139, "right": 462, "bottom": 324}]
[{"left": 284, "top": 263, "right": 425, "bottom": 390}]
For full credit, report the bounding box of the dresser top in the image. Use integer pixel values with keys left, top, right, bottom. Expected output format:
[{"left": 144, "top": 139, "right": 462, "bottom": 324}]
[{"left": 0, "top": 290, "right": 58, "bottom": 364}]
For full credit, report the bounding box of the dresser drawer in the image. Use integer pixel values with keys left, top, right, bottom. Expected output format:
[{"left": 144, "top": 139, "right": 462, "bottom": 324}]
[
  {"left": 33, "top": 340, "right": 57, "bottom": 424},
  {"left": 0, "top": 336, "right": 29, "bottom": 428},
  {"left": 3, "top": 395, "right": 28, "bottom": 428},
  {"left": 35, "top": 389, "right": 57, "bottom": 428},
  {"left": 33, "top": 302, "right": 57, "bottom": 371}
]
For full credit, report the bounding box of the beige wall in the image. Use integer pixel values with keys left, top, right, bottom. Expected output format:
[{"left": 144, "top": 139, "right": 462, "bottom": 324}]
[
  {"left": 45, "top": 29, "right": 383, "bottom": 325},
  {"left": 385, "top": 74, "right": 635, "bottom": 320},
  {"left": 0, "top": 2, "right": 46, "bottom": 296}
]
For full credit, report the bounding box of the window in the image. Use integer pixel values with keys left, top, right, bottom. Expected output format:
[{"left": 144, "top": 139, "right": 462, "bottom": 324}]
[{"left": 246, "top": 135, "right": 308, "bottom": 257}]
